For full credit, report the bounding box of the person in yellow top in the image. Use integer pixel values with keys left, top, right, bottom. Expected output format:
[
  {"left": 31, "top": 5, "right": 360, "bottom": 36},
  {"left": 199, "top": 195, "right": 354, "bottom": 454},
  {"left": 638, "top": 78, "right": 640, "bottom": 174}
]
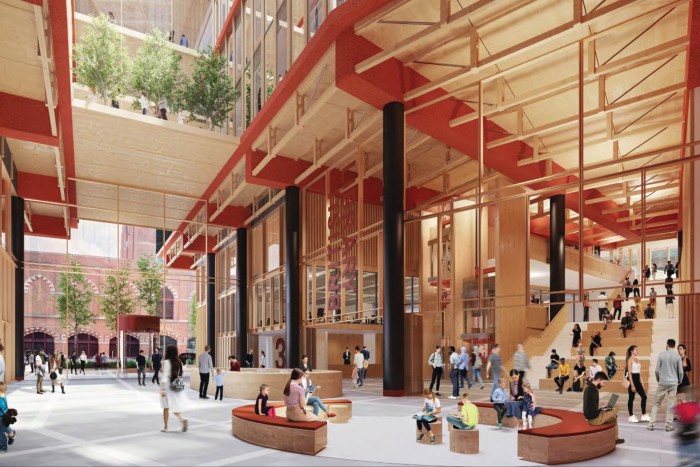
[
  {"left": 447, "top": 392, "right": 479, "bottom": 430},
  {"left": 554, "top": 358, "right": 570, "bottom": 394}
]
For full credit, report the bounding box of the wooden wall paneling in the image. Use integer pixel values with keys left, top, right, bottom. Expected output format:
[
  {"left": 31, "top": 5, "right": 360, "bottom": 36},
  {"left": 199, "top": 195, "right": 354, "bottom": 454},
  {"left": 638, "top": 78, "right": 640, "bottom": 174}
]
[
  {"left": 420, "top": 218, "right": 440, "bottom": 381},
  {"left": 453, "top": 207, "right": 476, "bottom": 346},
  {"left": 494, "top": 196, "right": 528, "bottom": 365}
]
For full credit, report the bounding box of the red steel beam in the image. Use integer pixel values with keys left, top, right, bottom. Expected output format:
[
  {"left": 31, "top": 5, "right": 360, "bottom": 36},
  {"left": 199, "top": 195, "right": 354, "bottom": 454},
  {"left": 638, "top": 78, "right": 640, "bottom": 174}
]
[
  {"left": 0, "top": 93, "right": 58, "bottom": 147},
  {"left": 26, "top": 214, "right": 69, "bottom": 239},
  {"left": 16, "top": 172, "right": 63, "bottom": 204}
]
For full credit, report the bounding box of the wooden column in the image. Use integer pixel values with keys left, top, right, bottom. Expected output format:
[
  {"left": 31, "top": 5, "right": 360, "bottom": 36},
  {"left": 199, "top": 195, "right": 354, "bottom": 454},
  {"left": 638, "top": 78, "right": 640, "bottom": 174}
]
[{"left": 495, "top": 196, "right": 528, "bottom": 364}]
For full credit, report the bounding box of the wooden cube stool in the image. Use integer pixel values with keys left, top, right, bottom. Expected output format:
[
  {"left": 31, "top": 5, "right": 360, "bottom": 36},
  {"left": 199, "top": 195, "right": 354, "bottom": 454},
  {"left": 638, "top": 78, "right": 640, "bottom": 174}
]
[
  {"left": 417, "top": 419, "right": 443, "bottom": 445},
  {"left": 328, "top": 404, "right": 351, "bottom": 423},
  {"left": 449, "top": 428, "right": 479, "bottom": 454}
]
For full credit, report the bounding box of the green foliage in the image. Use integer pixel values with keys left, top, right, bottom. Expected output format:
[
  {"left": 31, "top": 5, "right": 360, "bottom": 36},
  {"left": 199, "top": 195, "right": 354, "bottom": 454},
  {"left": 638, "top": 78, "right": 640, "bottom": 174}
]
[
  {"left": 131, "top": 28, "right": 184, "bottom": 114},
  {"left": 135, "top": 254, "right": 164, "bottom": 316},
  {"left": 100, "top": 269, "right": 135, "bottom": 331},
  {"left": 73, "top": 13, "right": 131, "bottom": 105},
  {"left": 57, "top": 260, "right": 95, "bottom": 350},
  {"left": 126, "top": 359, "right": 137, "bottom": 369},
  {"left": 179, "top": 47, "right": 239, "bottom": 130},
  {"left": 189, "top": 294, "right": 197, "bottom": 335}
]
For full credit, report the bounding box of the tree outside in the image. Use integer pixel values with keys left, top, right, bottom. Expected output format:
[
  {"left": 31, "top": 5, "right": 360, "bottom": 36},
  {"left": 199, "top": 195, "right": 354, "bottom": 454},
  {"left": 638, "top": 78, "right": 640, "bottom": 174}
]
[
  {"left": 189, "top": 294, "right": 197, "bottom": 336},
  {"left": 100, "top": 269, "right": 136, "bottom": 331},
  {"left": 73, "top": 13, "right": 131, "bottom": 105},
  {"left": 131, "top": 28, "right": 184, "bottom": 115},
  {"left": 135, "top": 254, "right": 164, "bottom": 316},
  {"left": 56, "top": 260, "right": 95, "bottom": 352},
  {"left": 180, "top": 46, "right": 239, "bottom": 130}
]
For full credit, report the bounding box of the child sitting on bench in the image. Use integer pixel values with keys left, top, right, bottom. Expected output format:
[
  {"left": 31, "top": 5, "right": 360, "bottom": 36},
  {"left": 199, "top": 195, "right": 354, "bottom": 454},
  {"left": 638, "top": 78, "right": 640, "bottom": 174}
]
[{"left": 447, "top": 392, "right": 479, "bottom": 430}]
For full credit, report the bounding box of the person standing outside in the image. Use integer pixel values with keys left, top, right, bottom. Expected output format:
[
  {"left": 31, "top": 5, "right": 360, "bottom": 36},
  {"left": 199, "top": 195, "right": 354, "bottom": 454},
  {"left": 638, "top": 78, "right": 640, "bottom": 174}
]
[
  {"left": 472, "top": 346, "right": 484, "bottom": 389},
  {"left": 597, "top": 291, "right": 608, "bottom": 321},
  {"left": 70, "top": 351, "right": 77, "bottom": 375},
  {"left": 458, "top": 346, "right": 472, "bottom": 389},
  {"left": 648, "top": 339, "right": 684, "bottom": 432},
  {"left": 79, "top": 350, "right": 87, "bottom": 375},
  {"left": 486, "top": 344, "right": 502, "bottom": 396},
  {"left": 428, "top": 345, "right": 444, "bottom": 396},
  {"left": 139, "top": 92, "right": 149, "bottom": 115},
  {"left": 361, "top": 346, "right": 370, "bottom": 381},
  {"left": 179, "top": 34, "right": 189, "bottom": 47},
  {"left": 583, "top": 372, "right": 625, "bottom": 445},
  {"left": 342, "top": 347, "right": 351, "bottom": 366},
  {"left": 136, "top": 350, "right": 147, "bottom": 386},
  {"left": 197, "top": 345, "right": 214, "bottom": 399},
  {"left": 35, "top": 351, "right": 45, "bottom": 394},
  {"left": 151, "top": 347, "right": 162, "bottom": 384},
  {"left": 448, "top": 346, "right": 460, "bottom": 400},
  {"left": 244, "top": 349, "right": 254, "bottom": 368},
  {"left": 513, "top": 344, "right": 530, "bottom": 392},
  {"left": 353, "top": 346, "right": 365, "bottom": 387}
]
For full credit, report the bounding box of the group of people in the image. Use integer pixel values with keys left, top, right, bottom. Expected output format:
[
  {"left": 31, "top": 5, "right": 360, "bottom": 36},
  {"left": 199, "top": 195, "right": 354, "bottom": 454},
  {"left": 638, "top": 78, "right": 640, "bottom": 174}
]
[
  {"left": 425, "top": 344, "right": 490, "bottom": 399},
  {"left": 342, "top": 346, "right": 370, "bottom": 387}
]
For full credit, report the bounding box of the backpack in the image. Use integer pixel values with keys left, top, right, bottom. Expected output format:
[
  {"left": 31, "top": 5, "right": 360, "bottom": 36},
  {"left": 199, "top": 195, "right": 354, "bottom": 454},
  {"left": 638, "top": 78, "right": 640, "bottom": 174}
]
[
  {"left": 362, "top": 359, "right": 369, "bottom": 370},
  {"left": 474, "top": 354, "right": 483, "bottom": 369}
]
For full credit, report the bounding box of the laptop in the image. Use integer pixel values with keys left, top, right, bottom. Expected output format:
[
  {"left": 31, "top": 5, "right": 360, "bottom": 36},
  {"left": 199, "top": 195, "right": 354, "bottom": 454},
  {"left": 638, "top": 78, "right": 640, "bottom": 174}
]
[{"left": 601, "top": 393, "right": 619, "bottom": 412}]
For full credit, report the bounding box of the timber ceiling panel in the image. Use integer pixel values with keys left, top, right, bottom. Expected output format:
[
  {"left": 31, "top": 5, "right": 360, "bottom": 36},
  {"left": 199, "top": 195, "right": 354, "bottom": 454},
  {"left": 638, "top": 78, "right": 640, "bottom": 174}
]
[
  {"left": 71, "top": 100, "right": 239, "bottom": 198},
  {"left": 7, "top": 138, "right": 57, "bottom": 176},
  {"left": 0, "top": 0, "right": 45, "bottom": 100}
]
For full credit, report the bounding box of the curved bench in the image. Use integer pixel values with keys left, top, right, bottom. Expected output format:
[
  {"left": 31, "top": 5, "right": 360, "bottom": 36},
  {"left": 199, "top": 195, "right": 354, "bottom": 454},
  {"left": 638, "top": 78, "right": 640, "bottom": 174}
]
[
  {"left": 232, "top": 399, "right": 353, "bottom": 455},
  {"left": 453, "top": 402, "right": 616, "bottom": 464}
]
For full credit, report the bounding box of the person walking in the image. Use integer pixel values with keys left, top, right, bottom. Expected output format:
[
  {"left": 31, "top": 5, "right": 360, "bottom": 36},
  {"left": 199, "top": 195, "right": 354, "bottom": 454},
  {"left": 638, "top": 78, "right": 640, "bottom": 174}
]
[
  {"left": 665, "top": 261, "right": 675, "bottom": 279},
  {"left": 612, "top": 295, "right": 623, "bottom": 320},
  {"left": 79, "top": 351, "right": 87, "bottom": 375},
  {"left": 101, "top": 352, "right": 107, "bottom": 370},
  {"left": 59, "top": 352, "right": 65, "bottom": 375},
  {"left": 428, "top": 345, "right": 444, "bottom": 396},
  {"left": 666, "top": 291, "right": 676, "bottom": 319},
  {"left": 626, "top": 345, "right": 649, "bottom": 423},
  {"left": 361, "top": 346, "right": 370, "bottom": 380},
  {"left": 582, "top": 296, "right": 590, "bottom": 322},
  {"left": 136, "top": 350, "right": 147, "bottom": 386},
  {"left": 448, "top": 346, "right": 460, "bottom": 399},
  {"left": 353, "top": 346, "right": 365, "bottom": 387},
  {"left": 472, "top": 347, "right": 484, "bottom": 389},
  {"left": 597, "top": 291, "right": 608, "bottom": 321},
  {"left": 633, "top": 279, "right": 641, "bottom": 307},
  {"left": 160, "top": 345, "right": 188, "bottom": 432},
  {"left": 648, "top": 339, "right": 684, "bottom": 432},
  {"left": 35, "top": 352, "right": 45, "bottom": 394},
  {"left": 151, "top": 347, "right": 162, "bottom": 385},
  {"left": 486, "top": 344, "right": 502, "bottom": 396},
  {"left": 458, "top": 346, "right": 472, "bottom": 389},
  {"left": 198, "top": 345, "right": 214, "bottom": 399},
  {"left": 584, "top": 372, "right": 625, "bottom": 445},
  {"left": 514, "top": 344, "right": 530, "bottom": 391},
  {"left": 70, "top": 351, "right": 77, "bottom": 375},
  {"left": 342, "top": 347, "right": 351, "bottom": 366}
]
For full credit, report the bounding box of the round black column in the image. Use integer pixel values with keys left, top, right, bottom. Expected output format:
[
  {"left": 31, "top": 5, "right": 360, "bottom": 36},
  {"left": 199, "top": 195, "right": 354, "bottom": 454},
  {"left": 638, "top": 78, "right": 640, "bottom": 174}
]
[
  {"left": 285, "top": 186, "right": 301, "bottom": 368},
  {"left": 549, "top": 194, "right": 566, "bottom": 319},
  {"left": 383, "top": 102, "right": 405, "bottom": 396},
  {"left": 235, "top": 228, "right": 248, "bottom": 361}
]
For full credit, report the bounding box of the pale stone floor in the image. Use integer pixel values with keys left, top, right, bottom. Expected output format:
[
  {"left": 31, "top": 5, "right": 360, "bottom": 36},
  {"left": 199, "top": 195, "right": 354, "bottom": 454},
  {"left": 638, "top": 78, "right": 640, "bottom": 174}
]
[{"left": 1, "top": 371, "right": 685, "bottom": 466}]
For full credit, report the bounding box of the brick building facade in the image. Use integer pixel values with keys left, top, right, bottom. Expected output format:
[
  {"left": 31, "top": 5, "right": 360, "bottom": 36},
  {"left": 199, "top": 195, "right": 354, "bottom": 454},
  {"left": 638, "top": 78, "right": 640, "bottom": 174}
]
[{"left": 23, "top": 226, "right": 195, "bottom": 359}]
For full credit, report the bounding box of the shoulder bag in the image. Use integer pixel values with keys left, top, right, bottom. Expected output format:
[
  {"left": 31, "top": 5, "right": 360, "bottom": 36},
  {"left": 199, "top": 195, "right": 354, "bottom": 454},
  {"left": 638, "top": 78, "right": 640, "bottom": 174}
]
[{"left": 169, "top": 363, "right": 185, "bottom": 392}]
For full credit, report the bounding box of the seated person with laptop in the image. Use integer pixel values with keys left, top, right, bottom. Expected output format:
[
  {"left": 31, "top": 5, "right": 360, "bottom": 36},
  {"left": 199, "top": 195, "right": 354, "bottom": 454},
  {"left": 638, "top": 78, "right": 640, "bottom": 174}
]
[{"left": 583, "top": 372, "right": 625, "bottom": 445}]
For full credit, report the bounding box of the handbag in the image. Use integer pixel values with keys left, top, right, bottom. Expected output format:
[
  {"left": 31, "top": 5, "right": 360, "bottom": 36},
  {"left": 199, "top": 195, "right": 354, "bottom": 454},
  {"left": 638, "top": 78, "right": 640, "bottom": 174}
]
[
  {"left": 621, "top": 371, "right": 630, "bottom": 389},
  {"left": 170, "top": 375, "right": 185, "bottom": 392},
  {"left": 50, "top": 371, "right": 57, "bottom": 380}
]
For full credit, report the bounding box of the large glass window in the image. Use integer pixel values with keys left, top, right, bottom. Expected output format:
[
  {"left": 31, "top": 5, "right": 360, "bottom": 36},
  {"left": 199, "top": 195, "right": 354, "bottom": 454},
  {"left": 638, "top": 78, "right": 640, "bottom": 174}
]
[
  {"left": 276, "top": 0, "right": 288, "bottom": 82},
  {"left": 266, "top": 209, "right": 280, "bottom": 271}
]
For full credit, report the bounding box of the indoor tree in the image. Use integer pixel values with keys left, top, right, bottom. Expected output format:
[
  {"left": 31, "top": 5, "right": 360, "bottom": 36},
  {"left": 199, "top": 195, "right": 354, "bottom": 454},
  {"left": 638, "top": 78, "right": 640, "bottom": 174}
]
[
  {"left": 57, "top": 259, "right": 95, "bottom": 352},
  {"left": 135, "top": 254, "right": 164, "bottom": 316},
  {"left": 100, "top": 268, "right": 135, "bottom": 331},
  {"left": 131, "top": 28, "right": 184, "bottom": 115},
  {"left": 188, "top": 294, "right": 197, "bottom": 336},
  {"left": 73, "top": 13, "right": 131, "bottom": 105},
  {"left": 180, "top": 46, "right": 239, "bottom": 130}
]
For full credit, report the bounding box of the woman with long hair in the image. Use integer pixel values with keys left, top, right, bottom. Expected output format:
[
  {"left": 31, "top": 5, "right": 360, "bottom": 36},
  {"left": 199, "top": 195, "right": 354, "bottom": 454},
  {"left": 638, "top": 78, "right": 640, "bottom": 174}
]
[
  {"left": 626, "top": 345, "right": 648, "bottom": 423},
  {"left": 259, "top": 350, "right": 267, "bottom": 369},
  {"left": 415, "top": 388, "right": 442, "bottom": 443},
  {"left": 572, "top": 324, "right": 582, "bottom": 348},
  {"left": 160, "top": 345, "right": 188, "bottom": 432},
  {"left": 284, "top": 368, "right": 318, "bottom": 422},
  {"left": 677, "top": 344, "right": 692, "bottom": 404}
]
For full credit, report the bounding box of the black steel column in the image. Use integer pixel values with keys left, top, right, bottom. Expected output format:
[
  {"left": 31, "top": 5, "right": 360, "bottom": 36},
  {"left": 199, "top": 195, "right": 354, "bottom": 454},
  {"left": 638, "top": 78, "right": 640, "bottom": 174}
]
[
  {"left": 383, "top": 102, "right": 405, "bottom": 396},
  {"left": 235, "top": 228, "right": 248, "bottom": 360},
  {"left": 549, "top": 194, "right": 566, "bottom": 319},
  {"left": 206, "top": 252, "right": 216, "bottom": 363},
  {"left": 11, "top": 197, "right": 25, "bottom": 381},
  {"left": 285, "top": 186, "right": 301, "bottom": 369}
]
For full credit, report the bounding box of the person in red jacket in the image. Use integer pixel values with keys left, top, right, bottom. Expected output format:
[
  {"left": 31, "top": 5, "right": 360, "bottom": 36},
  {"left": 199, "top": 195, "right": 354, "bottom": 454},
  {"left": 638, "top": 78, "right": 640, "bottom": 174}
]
[
  {"left": 612, "top": 295, "right": 623, "bottom": 320},
  {"left": 228, "top": 355, "right": 241, "bottom": 372}
]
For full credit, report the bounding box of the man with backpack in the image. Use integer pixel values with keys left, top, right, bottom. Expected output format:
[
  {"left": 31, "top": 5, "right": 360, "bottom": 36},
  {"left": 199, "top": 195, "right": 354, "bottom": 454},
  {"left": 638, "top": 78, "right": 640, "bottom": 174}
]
[{"left": 361, "top": 346, "right": 370, "bottom": 381}]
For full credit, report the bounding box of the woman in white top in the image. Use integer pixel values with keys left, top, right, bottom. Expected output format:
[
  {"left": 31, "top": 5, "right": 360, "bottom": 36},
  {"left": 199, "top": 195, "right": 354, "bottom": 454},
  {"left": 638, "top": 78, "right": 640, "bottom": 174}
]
[
  {"left": 415, "top": 389, "right": 441, "bottom": 444},
  {"left": 259, "top": 351, "right": 267, "bottom": 368},
  {"left": 160, "top": 345, "right": 188, "bottom": 432},
  {"left": 626, "top": 345, "right": 648, "bottom": 423},
  {"left": 79, "top": 351, "right": 87, "bottom": 375}
]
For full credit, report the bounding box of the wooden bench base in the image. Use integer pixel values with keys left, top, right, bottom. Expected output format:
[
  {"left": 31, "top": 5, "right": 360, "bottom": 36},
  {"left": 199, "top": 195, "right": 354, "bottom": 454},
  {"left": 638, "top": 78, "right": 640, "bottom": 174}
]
[
  {"left": 417, "top": 419, "right": 443, "bottom": 445},
  {"left": 328, "top": 404, "right": 351, "bottom": 423},
  {"left": 450, "top": 428, "right": 479, "bottom": 454},
  {"left": 232, "top": 412, "right": 327, "bottom": 455}
]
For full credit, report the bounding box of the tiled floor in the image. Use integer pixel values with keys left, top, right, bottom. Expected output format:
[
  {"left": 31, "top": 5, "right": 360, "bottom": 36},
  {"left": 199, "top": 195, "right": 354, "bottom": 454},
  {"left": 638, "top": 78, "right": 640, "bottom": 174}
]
[{"left": 1, "top": 373, "right": 684, "bottom": 466}]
